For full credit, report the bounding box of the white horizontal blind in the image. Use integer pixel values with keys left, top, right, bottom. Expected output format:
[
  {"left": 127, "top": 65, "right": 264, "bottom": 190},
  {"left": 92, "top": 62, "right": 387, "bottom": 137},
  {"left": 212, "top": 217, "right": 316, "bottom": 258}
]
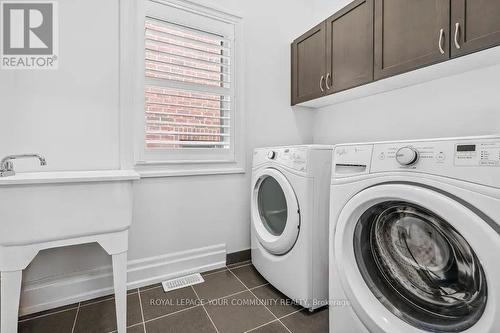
[{"left": 144, "top": 15, "right": 232, "bottom": 150}]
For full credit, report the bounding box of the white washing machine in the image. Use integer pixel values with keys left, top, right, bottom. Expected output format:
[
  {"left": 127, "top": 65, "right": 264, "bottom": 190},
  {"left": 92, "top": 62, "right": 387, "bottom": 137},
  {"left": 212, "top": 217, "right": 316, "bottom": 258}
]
[
  {"left": 329, "top": 136, "right": 500, "bottom": 333},
  {"left": 251, "top": 145, "right": 333, "bottom": 310}
]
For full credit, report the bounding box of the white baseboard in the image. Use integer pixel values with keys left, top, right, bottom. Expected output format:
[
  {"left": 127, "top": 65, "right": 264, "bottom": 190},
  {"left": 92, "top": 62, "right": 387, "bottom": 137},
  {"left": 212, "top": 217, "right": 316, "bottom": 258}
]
[{"left": 19, "top": 244, "right": 226, "bottom": 316}]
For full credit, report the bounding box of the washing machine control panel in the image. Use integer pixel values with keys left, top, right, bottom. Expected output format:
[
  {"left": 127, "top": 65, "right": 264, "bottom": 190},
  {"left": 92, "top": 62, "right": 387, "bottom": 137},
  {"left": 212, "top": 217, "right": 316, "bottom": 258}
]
[
  {"left": 395, "top": 147, "right": 419, "bottom": 166},
  {"left": 454, "top": 142, "right": 500, "bottom": 167},
  {"left": 333, "top": 137, "right": 500, "bottom": 187},
  {"left": 371, "top": 138, "right": 500, "bottom": 169},
  {"left": 373, "top": 143, "right": 437, "bottom": 167}
]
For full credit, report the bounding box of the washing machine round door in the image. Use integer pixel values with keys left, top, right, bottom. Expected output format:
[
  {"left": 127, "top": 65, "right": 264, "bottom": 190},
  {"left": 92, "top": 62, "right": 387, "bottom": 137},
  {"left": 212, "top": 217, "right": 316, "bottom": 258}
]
[
  {"left": 335, "top": 184, "right": 500, "bottom": 333},
  {"left": 252, "top": 168, "right": 300, "bottom": 255}
]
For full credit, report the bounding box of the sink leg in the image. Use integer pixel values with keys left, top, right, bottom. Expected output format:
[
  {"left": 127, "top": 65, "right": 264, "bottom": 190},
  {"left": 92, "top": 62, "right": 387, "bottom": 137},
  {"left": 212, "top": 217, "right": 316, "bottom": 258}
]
[
  {"left": 112, "top": 252, "right": 127, "bottom": 333},
  {"left": 1, "top": 270, "right": 22, "bottom": 333}
]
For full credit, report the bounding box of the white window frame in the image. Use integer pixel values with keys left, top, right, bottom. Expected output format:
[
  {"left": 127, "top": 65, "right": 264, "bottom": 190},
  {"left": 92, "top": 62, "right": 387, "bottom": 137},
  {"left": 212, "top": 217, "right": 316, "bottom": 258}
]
[{"left": 119, "top": 0, "right": 245, "bottom": 177}]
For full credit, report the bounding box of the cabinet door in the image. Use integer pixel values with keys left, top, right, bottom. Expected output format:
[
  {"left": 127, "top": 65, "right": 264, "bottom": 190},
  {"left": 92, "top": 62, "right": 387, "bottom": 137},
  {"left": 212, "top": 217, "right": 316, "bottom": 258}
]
[
  {"left": 451, "top": 0, "right": 500, "bottom": 57},
  {"left": 325, "top": 0, "right": 373, "bottom": 93},
  {"left": 291, "top": 22, "right": 326, "bottom": 105},
  {"left": 374, "top": 0, "right": 450, "bottom": 80}
]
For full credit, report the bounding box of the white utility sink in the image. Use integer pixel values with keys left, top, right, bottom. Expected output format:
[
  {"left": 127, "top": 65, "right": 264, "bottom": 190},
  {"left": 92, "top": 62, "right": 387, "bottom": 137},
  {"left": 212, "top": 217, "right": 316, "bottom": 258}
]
[
  {"left": 0, "top": 170, "right": 139, "bottom": 333},
  {"left": 0, "top": 170, "right": 138, "bottom": 246}
]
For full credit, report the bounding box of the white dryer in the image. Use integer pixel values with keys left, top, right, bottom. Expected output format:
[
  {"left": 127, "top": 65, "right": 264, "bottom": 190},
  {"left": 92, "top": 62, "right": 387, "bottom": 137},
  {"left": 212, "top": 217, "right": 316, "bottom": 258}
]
[
  {"left": 251, "top": 145, "right": 333, "bottom": 310},
  {"left": 329, "top": 136, "right": 500, "bottom": 333}
]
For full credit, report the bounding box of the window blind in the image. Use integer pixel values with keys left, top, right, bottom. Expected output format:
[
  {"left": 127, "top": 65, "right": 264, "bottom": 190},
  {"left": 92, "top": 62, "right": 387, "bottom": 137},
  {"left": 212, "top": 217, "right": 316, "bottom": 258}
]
[{"left": 144, "top": 16, "right": 232, "bottom": 150}]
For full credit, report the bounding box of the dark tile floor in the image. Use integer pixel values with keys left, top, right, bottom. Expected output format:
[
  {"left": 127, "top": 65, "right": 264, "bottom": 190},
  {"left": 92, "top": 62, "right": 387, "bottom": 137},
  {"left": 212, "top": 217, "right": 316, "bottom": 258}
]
[{"left": 18, "top": 261, "right": 329, "bottom": 333}]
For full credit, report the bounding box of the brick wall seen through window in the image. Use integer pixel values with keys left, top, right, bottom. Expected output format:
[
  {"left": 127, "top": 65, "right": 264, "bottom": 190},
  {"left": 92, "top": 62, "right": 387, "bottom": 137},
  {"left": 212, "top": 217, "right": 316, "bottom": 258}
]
[{"left": 144, "top": 18, "right": 231, "bottom": 149}]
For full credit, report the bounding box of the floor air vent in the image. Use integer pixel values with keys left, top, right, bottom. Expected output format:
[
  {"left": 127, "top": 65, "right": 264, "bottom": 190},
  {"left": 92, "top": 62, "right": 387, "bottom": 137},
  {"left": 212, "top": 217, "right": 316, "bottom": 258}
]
[{"left": 162, "top": 273, "right": 205, "bottom": 292}]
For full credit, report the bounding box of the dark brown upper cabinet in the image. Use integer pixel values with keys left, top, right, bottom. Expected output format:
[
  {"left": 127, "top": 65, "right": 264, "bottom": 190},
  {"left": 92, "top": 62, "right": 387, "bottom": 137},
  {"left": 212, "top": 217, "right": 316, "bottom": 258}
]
[
  {"left": 374, "top": 0, "right": 450, "bottom": 80},
  {"left": 292, "top": 0, "right": 500, "bottom": 106},
  {"left": 325, "top": 0, "right": 374, "bottom": 94},
  {"left": 291, "top": 22, "right": 327, "bottom": 105},
  {"left": 291, "top": 0, "right": 374, "bottom": 105},
  {"left": 451, "top": 0, "right": 500, "bottom": 57}
]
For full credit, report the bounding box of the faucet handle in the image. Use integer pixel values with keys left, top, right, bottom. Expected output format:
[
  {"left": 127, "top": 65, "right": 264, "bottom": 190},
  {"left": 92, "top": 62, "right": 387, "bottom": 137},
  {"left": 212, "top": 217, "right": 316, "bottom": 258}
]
[
  {"left": 0, "top": 161, "right": 15, "bottom": 177},
  {"left": 5, "top": 161, "right": 13, "bottom": 171}
]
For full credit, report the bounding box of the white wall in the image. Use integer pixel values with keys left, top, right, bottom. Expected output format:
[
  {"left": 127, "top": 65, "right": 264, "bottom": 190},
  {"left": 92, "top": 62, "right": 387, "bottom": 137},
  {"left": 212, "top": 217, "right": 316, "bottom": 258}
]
[
  {"left": 313, "top": 64, "right": 500, "bottom": 144},
  {"left": 0, "top": 0, "right": 120, "bottom": 172},
  {"left": 0, "top": 0, "right": 315, "bottom": 310},
  {"left": 310, "top": 0, "right": 500, "bottom": 145}
]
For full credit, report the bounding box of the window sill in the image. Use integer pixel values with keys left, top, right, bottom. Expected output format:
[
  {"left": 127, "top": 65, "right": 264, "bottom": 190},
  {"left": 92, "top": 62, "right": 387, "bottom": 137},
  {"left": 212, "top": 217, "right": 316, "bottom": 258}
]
[
  {"left": 134, "top": 159, "right": 245, "bottom": 178},
  {"left": 136, "top": 167, "right": 245, "bottom": 178}
]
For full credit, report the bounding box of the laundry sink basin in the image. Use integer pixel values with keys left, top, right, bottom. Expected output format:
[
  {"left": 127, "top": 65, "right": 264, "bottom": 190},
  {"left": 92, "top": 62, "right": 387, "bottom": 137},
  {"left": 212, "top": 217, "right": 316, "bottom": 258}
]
[
  {"left": 0, "top": 170, "right": 140, "bottom": 333},
  {"left": 0, "top": 170, "right": 139, "bottom": 247}
]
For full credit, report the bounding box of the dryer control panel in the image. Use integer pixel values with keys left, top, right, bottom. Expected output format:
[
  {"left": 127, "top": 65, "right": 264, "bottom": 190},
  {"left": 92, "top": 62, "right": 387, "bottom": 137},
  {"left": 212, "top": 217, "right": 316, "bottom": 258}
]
[
  {"left": 332, "top": 136, "right": 500, "bottom": 188},
  {"left": 253, "top": 147, "right": 308, "bottom": 172}
]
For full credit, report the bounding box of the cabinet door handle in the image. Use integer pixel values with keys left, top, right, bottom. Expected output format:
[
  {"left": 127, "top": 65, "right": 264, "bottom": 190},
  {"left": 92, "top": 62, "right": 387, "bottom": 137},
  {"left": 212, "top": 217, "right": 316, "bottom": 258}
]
[
  {"left": 325, "top": 73, "right": 331, "bottom": 90},
  {"left": 319, "top": 75, "right": 325, "bottom": 92},
  {"left": 454, "top": 23, "right": 461, "bottom": 49},
  {"left": 438, "top": 28, "right": 445, "bottom": 55}
]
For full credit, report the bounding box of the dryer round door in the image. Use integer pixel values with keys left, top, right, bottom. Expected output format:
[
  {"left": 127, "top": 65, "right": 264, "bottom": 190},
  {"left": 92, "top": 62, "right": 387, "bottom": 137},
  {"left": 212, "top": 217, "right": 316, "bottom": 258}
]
[
  {"left": 334, "top": 184, "right": 500, "bottom": 333},
  {"left": 252, "top": 168, "right": 300, "bottom": 255}
]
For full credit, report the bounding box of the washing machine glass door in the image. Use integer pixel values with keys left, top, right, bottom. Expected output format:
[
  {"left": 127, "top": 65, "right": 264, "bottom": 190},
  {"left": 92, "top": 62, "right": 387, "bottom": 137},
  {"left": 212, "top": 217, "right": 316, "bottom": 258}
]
[
  {"left": 335, "top": 184, "right": 499, "bottom": 333},
  {"left": 252, "top": 168, "right": 300, "bottom": 255}
]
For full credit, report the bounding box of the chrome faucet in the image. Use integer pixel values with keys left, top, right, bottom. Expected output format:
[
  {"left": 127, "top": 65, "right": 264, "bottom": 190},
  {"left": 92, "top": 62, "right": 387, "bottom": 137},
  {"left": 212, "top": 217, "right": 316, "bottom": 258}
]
[{"left": 0, "top": 154, "right": 47, "bottom": 177}]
